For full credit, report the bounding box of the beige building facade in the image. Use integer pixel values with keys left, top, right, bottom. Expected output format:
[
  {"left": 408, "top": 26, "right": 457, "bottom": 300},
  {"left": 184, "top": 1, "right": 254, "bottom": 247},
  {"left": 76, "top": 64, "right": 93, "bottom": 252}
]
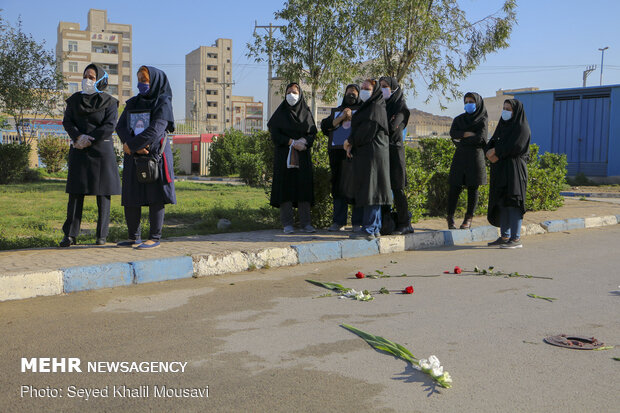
[
  {"left": 56, "top": 9, "right": 133, "bottom": 104},
  {"left": 185, "top": 39, "right": 233, "bottom": 133},
  {"left": 231, "top": 96, "right": 263, "bottom": 133},
  {"left": 484, "top": 87, "right": 539, "bottom": 134},
  {"left": 268, "top": 78, "right": 333, "bottom": 124}
]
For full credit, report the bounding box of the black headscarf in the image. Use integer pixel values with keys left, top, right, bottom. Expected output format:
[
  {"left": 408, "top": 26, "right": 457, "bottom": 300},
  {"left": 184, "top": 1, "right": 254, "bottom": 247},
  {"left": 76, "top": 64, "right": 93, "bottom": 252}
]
[
  {"left": 351, "top": 80, "right": 388, "bottom": 132},
  {"left": 267, "top": 82, "right": 316, "bottom": 136},
  {"left": 451, "top": 91, "right": 488, "bottom": 132},
  {"left": 491, "top": 98, "right": 530, "bottom": 146},
  {"left": 336, "top": 84, "right": 362, "bottom": 111},
  {"left": 128, "top": 66, "right": 175, "bottom": 133},
  {"left": 66, "top": 63, "right": 116, "bottom": 114},
  {"left": 379, "top": 76, "right": 410, "bottom": 126}
]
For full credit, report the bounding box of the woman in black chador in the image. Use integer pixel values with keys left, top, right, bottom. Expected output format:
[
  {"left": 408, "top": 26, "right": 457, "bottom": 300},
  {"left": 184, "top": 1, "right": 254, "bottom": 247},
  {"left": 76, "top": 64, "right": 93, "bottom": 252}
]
[
  {"left": 320, "top": 84, "right": 363, "bottom": 231},
  {"left": 343, "top": 79, "right": 392, "bottom": 240},
  {"left": 485, "top": 99, "right": 530, "bottom": 249},
  {"left": 115, "top": 66, "right": 176, "bottom": 249},
  {"left": 60, "top": 63, "right": 120, "bottom": 247},
  {"left": 447, "top": 92, "right": 488, "bottom": 229},
  {"left": 267, "top": 83, "right": 317, "bottom": 234},
  {"left": 379, "top": 76, "right": 411, "bottom": 234}
]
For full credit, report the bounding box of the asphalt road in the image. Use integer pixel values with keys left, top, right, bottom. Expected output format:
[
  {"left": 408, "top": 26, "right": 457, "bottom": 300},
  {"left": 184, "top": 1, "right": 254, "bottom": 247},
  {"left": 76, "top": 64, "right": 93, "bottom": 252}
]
[{"left": 1, "top": 226, "right": 619, "bottom": 413}]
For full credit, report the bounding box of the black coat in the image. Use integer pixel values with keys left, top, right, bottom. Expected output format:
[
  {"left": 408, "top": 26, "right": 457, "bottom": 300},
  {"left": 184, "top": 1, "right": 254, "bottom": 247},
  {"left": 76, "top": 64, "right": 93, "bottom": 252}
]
[
  {"left": 320, "top": 86, "right": 362, "bottom": 201},
  {"left": 63, "top": 93, "right": 121, "bottom": 196},
  {"left": 115, "top": 66, "right": 176, "bottom": 207},
  {"left": 267, "top": 83, "right": 317, "bottom": 208},
  {"left": 485, "top": 99, "right": 530, "bottom": 227},
  {"left": 380, "top": 77, "right": 410, "bottom": 191},
  {"left": 449, "top": 92, "right": 488, "bottom": 187},
  {"left": 349, "top": 83, "right": 392, "bottom": 207}
]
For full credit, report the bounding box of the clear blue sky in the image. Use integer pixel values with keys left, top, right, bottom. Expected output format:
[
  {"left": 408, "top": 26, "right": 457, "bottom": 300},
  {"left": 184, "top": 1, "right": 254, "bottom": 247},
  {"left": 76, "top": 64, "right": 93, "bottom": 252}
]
[{"left": 2, "top": 0, "right": 619, "bottom": 123}]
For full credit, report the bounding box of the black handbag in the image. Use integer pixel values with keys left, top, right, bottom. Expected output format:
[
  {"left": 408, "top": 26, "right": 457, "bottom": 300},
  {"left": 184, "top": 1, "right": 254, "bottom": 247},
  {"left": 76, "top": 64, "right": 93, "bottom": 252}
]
[
  {"left": 338, "top": 158, "right": 355, "bottom": 201},
  {"left": 134, "top": 137, "right": 166, "bottom": 184}
]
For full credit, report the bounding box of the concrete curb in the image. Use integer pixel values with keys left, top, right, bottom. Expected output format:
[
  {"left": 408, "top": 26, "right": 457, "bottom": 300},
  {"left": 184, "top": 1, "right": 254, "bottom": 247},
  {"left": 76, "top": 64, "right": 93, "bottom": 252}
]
[
  {"left": 561, "top": 191, "right": 620, "bottom": 199},
  {"left": 2, "top": 214, "right": 619, "bottom": 302}
]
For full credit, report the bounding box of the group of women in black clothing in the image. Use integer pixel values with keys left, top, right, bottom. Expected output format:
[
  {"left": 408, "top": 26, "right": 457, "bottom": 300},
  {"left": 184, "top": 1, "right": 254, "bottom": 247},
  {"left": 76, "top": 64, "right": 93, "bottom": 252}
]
[
  {"left": 60, "top": 64, "right": 175, "bottom": 250},
  {"left": 269, "top": 78, "right": 531, "bottom": 248}
]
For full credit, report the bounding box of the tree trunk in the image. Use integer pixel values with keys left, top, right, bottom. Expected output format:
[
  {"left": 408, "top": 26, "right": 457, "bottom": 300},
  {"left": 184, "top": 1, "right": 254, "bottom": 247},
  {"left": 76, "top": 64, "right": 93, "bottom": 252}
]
[{"left": 311, "top": 86, "right": 318, "bottom": 125}]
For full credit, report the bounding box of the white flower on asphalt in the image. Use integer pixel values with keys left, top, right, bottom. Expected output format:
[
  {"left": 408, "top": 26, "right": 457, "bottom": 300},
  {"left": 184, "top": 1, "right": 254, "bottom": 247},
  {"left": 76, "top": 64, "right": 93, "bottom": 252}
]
[
  {"left": 442, "top": 372, "right": 452, "bottom": 383},
  {"left": 431, "top": 366, "right": 443, "bottom": 378},
  {"left": 343, "top": 289, "right": 358, "bottom": 297},
  {"left": 428, "top": 355, "right": 441, "bottom": 369},
  {"left": 419, "top": 359, "right": 431, "bottom": 370},
  {"left": 356, "top": 291, "right": 365, "bottom": 300}
]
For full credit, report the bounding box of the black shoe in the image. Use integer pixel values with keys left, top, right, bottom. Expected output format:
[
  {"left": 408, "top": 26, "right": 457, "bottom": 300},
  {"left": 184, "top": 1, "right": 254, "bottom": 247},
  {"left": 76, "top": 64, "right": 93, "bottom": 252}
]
[
  {"left": 500, "top": 239, "right": 523, "bottom": 249},
  {"left": 395, "top": 226, "right": 414, "bottom": 235},
  {"left": 447, "top": 216, "right": 456, "bottom": 229},
  {"left": 59, "top": 236, "right": 75, "bottom": 248},
  {"left": 96, "top": 238, "right": 106, "bottom": 245},
  {"left": 487, "top": 237, "right": 509, "bottom": 246},
  {"left": 349, "top": 232, "right": 376, "bottom": 241}
]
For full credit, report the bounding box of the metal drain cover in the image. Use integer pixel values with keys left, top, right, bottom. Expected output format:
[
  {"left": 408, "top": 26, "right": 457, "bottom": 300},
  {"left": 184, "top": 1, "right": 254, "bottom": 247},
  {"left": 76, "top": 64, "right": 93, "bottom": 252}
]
[{"left": 544, "top": 334, "right": 605, "bottom": 350}]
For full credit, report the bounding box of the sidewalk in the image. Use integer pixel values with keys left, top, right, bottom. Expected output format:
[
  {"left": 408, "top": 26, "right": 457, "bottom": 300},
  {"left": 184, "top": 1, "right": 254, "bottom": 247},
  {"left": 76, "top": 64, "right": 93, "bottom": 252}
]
[{"left": 1, "top": 197, "right": 620, "bottom": 302}]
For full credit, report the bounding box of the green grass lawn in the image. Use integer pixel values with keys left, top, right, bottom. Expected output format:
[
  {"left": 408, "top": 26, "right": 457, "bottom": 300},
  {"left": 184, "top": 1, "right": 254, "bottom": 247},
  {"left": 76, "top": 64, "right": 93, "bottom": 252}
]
[{"left": 0, "top": 180, "right": 279, "bottom": 250}]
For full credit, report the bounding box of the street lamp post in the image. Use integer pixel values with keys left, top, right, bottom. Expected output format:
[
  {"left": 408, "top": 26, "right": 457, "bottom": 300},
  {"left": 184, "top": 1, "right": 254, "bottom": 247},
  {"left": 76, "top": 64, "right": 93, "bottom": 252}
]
[{"left": 598, "top": 46, "right": 609, "bottom": 86}]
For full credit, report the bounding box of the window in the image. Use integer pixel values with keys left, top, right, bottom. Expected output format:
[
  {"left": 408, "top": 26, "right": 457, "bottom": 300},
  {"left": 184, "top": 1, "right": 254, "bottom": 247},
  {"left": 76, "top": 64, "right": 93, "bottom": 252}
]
[
  {"left": 122, "top": 32, "right": 130, "bottom": 39},
  {"left": 226, "top": 59, "right": 230, "bottom": 63},
  {"left": 101, "top": 64, "right": 118, "bottom": 75},
  {"left": 207, "top": 52, "right": 218, "bottom": 58},
  {"left": 122, "top": 46, "right": 130, "bottom": 53},
  {"left": 206, "top": 77, "right": 218, "bottom": 83},
  {"left": 207, "top": 65, "right": 217, "bottom": 70},
  {"left": 123, "top": 75, "right": 130, "bottom": 82},
  {"left": 206, "top": 114, "right": 217, "bottom": 119},
  {"left": 68, "top": 62, "right": 78, "bottom": 72},
  {"left": 123, "top": 90, "right": 130, "bottom": 96},
  {"left": 122, "top": 61, "right": 130, "bottom": 68},
  {"left": 68, "top": 83, "right": 79, "bottom": 94},
  {"left": 108, "top": 85, "right": 118, "bottom": 95},
  {"left": 226, "top": 71, "right": 230, "bottom": 75},
  {"left": 206, "top": 89, "right": 218, "bottom": 95},
  {"left": 207, "top": 102, "right": 218, "bottom": 107},
  {"left": 227, "top": 47, "right": 230, "bottom": 50},
  {"left": 68, "top": 41, "right": 78, "bottom": 52}
]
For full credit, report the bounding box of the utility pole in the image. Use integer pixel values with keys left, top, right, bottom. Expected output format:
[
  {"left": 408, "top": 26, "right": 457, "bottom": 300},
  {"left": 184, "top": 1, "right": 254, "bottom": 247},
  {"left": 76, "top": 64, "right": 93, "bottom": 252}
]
[
  {"left": 216, "top": 81, "right": 235, "bottom": 133},
  {"left": 582, "top": 65, "right": 596, "bottom": 87},
  {"left": 598, "top": 46, "right": 609, "bottom": 86},
  {"left": 254, "top": 21, "right": 284, "bottom": 122}
]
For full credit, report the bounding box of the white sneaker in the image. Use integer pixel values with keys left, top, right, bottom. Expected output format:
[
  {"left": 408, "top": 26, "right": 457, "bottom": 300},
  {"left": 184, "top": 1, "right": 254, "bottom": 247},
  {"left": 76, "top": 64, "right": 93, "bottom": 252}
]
[
  {"left": 301, "top": 225, "right": 316, "bottom": 233},
  {"left": 283, "top": 226, "right": 294, "bottom": 234}
]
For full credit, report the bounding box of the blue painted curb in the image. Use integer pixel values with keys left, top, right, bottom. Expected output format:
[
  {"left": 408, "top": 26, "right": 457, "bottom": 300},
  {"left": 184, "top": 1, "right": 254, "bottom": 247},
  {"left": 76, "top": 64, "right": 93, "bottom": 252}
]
[
  {"left": 132, "top": 256, "right": 194, "bottom": 284},
  {"left": 63, "top": 262, "right": 133, "bottom": 293},
  {"left": 565, "top": 218, "right": 585, "bottom": 230},
  {"left": 443, "top": 229, "right": 473, "bottom": 246},
  {"left": 340, "top": 239, "right": 380, "bottom": 259},
  {"left": 541, "top": 220, "right": 567, "bottom": 233},
  {"left": 291, "top": 241, "right": 342, "bottom": 264}
]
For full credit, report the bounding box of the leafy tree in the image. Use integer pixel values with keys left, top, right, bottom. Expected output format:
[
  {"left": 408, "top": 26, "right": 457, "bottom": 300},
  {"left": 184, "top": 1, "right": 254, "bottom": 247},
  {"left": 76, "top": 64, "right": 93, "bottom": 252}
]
[
  {"left": 247, "top": 0, "right": 359, "bottom": 120},
  {"left": 358, "top": 0, "right": 517, "bottom": 108},
  {"left": 0, "top": 14, "right": 65, "bottom": 143},
  {"left": 37, "top": 135, "right": 69, "bottom": 173}
]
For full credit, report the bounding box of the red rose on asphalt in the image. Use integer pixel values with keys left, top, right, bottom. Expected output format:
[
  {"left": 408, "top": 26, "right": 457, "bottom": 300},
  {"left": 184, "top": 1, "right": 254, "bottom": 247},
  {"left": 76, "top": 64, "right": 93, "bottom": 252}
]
[
  {"left": 454, "top": 266, "right": 462, "bottom": 274},
  {"left": 355, "top": 271, "right": 365, "bottom": 279},
  {"left": 403, "top": 286, "right": 414, "bottom": 294}
]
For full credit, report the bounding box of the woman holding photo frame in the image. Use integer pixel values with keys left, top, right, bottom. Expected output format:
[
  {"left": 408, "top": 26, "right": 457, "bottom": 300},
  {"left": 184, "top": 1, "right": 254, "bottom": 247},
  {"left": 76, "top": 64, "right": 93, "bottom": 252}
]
[
  {"left": 320, "top": 84, "right": 363, "bottom": 232},
  {"left": 115, "top": 66, "right": 176, "bottom": 249}
]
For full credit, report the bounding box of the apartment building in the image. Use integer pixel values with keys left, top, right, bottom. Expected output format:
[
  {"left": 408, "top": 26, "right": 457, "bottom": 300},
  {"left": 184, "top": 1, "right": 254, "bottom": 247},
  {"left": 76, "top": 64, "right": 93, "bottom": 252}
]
[
  {"left": 56, "top": 9, "right": 132, "bottom": 104},
  {"left": 185, "top": 39, "right": 233, "bottom": 133}
]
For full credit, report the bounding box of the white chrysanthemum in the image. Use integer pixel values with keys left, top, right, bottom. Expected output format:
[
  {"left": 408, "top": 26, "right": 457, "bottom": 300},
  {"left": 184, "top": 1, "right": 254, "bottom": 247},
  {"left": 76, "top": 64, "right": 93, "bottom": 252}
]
[
  {"left": 428, "top": 355, "right": 441, "bottom": 368},
  {"left": 419, "top": 359, "right": 431, "bottom": 370},
  {"left": 442, "top": 372, "right": 452, "bottom": 383},
  {"left": 431, "top": 366, "right": 443, "bottom": 378}
]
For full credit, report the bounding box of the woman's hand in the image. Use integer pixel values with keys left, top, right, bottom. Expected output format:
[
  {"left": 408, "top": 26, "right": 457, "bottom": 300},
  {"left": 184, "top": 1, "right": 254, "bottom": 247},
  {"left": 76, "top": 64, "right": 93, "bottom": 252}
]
[
  {"left": 486, "top": 148, "right": 499, "bottom": 163},
  {"left": 122, "top": 143, "right": 132, "bottom": 155},
  {"left": 136, "top": 147, "right": 150, "bottom": 155},
  {"left": 343, "top": 139, "right": 351, "bottom": 151}
]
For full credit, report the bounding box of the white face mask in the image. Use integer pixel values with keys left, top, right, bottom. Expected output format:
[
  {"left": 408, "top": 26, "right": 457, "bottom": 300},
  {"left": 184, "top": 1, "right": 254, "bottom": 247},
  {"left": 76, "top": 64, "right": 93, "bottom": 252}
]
[
  {"left": 501, "top": 110, "right": 512, "bottom": 121},
  {"left": 359, "top": 89, "right": 372, "bottom": 102},
  {"left": 286, "top": 93, "right": 299, "bottom": 106},
  {"left": 81, "top": 78, "right": 96, "bottom": 94},
  {"left": 381, "top": 87, "right": 391, "bottom": 100}
]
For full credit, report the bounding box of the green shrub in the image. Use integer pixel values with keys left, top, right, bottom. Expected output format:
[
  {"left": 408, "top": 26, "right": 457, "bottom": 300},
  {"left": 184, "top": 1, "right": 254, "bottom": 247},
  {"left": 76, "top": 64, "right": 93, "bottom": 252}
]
[
  {"left": 38, "top": 135, "right": 70, "bottom": 173},
  {"left": 309, "top": 132, "right": 333, "bottom": 229},
  {"left": 526, "top": 144, "right": 566, "bottom": 211},
  {"left": 0, "top": 143, "right": 30, "bottom": 184},
  {"left": 208, "top": 129, "right": 249, "bottom": 176}
]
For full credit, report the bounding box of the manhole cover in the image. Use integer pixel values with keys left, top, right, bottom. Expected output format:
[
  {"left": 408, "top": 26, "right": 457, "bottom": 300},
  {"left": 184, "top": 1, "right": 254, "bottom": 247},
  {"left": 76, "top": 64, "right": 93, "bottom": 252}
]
[{"left": 544, "top": 334, "right": 605, "bottom": 350}]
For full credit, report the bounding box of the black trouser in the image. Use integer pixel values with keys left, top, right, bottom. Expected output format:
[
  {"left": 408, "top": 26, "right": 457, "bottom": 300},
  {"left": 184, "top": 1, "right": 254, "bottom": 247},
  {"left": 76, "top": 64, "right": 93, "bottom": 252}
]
[
  {"left": 62, "top": 194, "right": 111, "bottom": 239},
  {"left": 447, "top": 185, "right": 479, "bottom": 216},
  {"left": 392, "top": 189, "right": 410, "bottom": 227},
  {"left": 124, "top": 204, "right": 165, "bottom": 241}
]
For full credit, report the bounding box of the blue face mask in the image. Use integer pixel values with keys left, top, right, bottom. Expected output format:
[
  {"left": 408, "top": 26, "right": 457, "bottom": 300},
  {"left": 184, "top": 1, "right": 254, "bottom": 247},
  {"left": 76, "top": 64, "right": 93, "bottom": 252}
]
[
  {"left": 138, "top": 82, "right": 150, "bottom": 95},
  {"left": 501, "top": 110, "right": 512, "bottom": 121},
  {"left": 464, "top": 103, "right": 476, "bottom": 114}
]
